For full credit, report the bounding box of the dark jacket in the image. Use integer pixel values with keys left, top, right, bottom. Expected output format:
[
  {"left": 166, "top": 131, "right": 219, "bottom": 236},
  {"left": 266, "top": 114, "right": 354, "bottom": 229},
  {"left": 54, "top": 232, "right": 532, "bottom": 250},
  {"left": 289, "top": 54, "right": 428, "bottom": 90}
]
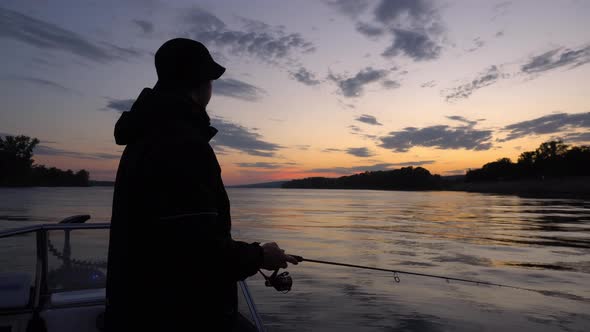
[{"left": 105, "top": 87, "right": 264, "bottom": 331}]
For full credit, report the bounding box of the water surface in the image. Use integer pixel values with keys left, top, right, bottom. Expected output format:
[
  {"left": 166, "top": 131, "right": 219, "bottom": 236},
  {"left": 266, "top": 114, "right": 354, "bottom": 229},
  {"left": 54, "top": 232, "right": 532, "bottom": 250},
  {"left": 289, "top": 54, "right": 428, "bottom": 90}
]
[{"left": 1, "top": 187, "right": 589, "bottom": 331}]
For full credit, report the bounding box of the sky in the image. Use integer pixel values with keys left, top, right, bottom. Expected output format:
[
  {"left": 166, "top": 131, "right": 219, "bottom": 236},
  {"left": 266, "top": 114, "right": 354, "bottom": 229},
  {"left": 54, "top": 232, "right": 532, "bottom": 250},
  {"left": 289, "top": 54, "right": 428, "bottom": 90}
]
[{"left": 0, "top": 0, "right": 589, "bottom": 185}]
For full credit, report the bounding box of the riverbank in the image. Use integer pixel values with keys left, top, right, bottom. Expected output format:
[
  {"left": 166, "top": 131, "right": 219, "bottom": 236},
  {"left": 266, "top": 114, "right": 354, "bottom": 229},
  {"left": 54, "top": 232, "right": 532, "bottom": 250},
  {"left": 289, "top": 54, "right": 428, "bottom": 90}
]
[{"left": 446, "top": 176, "right": 590, "bottom": 198}]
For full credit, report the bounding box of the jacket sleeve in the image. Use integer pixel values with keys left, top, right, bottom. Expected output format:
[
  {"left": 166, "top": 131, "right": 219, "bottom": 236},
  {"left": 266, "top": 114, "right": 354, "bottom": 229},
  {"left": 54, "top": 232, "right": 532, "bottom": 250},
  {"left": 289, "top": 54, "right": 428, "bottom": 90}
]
[{"left": 145, "top": 136, "right": 264, "bottom": 281}]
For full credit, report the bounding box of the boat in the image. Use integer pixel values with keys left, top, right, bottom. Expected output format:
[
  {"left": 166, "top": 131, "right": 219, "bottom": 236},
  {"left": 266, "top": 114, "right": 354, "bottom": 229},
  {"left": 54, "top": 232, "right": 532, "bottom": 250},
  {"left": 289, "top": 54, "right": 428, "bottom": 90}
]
[{"left": 0, "top": 215, "right": 265, "bottom": 331}]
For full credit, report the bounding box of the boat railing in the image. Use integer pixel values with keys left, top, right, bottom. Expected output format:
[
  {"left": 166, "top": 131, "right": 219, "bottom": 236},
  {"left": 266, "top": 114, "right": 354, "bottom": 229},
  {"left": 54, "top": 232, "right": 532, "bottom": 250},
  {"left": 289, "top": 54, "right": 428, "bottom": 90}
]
[{"left": 0, "top": 217, "right": 266, "bottom": 332}]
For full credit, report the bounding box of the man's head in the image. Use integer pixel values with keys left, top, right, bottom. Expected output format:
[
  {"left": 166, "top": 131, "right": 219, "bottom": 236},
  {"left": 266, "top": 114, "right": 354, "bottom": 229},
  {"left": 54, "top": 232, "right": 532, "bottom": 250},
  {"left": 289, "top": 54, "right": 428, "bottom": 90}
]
[{"left": 154, "top": 38, "right": 225, "bottom": 102}]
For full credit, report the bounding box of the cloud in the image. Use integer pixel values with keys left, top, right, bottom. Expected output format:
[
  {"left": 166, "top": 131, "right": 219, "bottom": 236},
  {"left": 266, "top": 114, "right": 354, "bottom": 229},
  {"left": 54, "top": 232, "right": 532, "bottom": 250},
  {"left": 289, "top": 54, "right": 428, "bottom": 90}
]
[
  {"left": 329, "top": 67, "right": 389, "bottom": 97},
  {"left": 393, "top": 160, "right": 435, "bottom": 167},
  {"left": 35, "top": 145, "right": 120, "bottom": 160},
  {"left": 373, "top": 0, "right": 434, "bottom": 24},
  {"left": 3, "top": 76, "right": 74, "bottom": 93},
  {"left": 325, "top": 0, "right": 444, "bottom": 61},
  {"left": 322, "top": 148, "right": 343, "bottom": 153},
  {"left": 381, "top": 79, "right": 400, "bottom": 89},
  {"left": 236, "top": 162, "right": 295, "bottom": 169},
  {"left": 466, "top": 37, "right": 485, "bottom": 52},
  {"left": 349, "top": 124, "right": 378, "bottom": 141},
  {"left": 355, "top": 22, "right": 385, "bottom": 38},
  {"left": 346, "top": 147, "right": 375, "bottom": 157},
  {"left": 421, "top": 80, "right": 436, "bottom": 88},
  {"left": 521, "top": 45, "right": 590, "bottom": 74},
  {"left": 374, "top": 0, "right": 444, "bottom": 61},
  {"left": 355, "top": 114, "right": 382, "bottom": 126},
  {"left": 492, "top": 1, "right": 512, "bottom": 21},
  {"left": 295, "top": 145, "right": 311, "bottom": 150},
  {"left": 105, "top": 99, "right": 135, "bottom": 113},
  {"left": 0, "top": 7, "right": 144, "bottom": 63},
  {"left": 324, "top": 0, "right": 370, "bottom": 17},
  {"left": 379, "top": 122, "right": 493, "bottom": 152},
  {"left": 501, "top": 112, "right": 590, "bottom": 141},
  {"left": 133, "top": 19, "right": 154, "bottom": 34},
  {"left": 211, "top": 117, "right": 282, "bottom": 157},
  {"left": 444, "top": 65, "right": 504, "bottom": 102},
  {"left": 309, "top": 160, "right": 435, "bottom": 174},
  {"left": 446, "top": 115, "right": 478, "bottom": 127},
  {"left": 382, "top": 28, "right": 441, "bottom": 60},
  {"left": 214, "top": 78, "right": 265, "bottom": 101},
  {"left": 291, "top": 67, "right": 321, "bottom": 86},
  {"left": 184, "top": 8, "right": 314, "bottom": 64},
  {"left": 563, "top": 132, "right": 590, "bottom": 143},
  {"left": 349, "top": 125, "right": 362, "bottom": 133}
]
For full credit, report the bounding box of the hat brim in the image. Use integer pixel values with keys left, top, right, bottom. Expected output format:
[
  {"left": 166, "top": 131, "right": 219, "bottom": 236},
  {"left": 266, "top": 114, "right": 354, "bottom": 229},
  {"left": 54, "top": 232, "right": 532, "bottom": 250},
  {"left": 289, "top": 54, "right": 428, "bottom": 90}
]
[{"left": 208, "top": 61, "right": 226, "bottom": 80}]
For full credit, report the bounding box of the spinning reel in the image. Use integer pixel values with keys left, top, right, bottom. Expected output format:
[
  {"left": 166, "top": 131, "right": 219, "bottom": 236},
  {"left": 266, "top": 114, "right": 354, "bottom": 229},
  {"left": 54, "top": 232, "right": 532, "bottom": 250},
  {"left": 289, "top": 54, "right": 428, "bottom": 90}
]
[{"left": 259, "top": 269, "right": 293, "bottom": 293}]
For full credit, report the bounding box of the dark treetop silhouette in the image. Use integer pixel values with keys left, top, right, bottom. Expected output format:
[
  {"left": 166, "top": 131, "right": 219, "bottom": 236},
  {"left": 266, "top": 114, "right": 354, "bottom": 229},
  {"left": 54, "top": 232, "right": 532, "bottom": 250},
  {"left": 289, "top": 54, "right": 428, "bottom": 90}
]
[
  {"left": 105, "top": 38, "right": 296, "bottom": 332},
  {"left": 0, "top": 135, "right": 89, "bottom": 186},
  {"left": 465, "top": 140, "right": 590, "bottom": 182}
]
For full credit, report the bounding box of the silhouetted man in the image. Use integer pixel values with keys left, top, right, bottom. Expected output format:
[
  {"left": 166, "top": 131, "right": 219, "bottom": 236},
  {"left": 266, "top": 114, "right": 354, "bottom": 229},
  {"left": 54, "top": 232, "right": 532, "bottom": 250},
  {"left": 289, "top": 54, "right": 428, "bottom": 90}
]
[{"left": 105, "top": 38, "right": 297, "bottom": 332}]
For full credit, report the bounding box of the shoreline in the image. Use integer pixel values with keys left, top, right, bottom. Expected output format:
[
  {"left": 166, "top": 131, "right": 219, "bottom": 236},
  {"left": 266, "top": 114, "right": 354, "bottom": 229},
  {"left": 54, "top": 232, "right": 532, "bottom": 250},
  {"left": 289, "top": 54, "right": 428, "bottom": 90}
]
[{"left": 2, "top": 177, "right": 589, "bottom": 199}]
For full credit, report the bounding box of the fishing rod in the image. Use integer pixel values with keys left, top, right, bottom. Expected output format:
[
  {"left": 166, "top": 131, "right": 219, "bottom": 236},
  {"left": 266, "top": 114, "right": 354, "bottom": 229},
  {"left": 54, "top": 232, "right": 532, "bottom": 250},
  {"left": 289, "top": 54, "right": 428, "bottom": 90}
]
[{"left": 261, "top": 254, "right": 542, "bottom": 294}]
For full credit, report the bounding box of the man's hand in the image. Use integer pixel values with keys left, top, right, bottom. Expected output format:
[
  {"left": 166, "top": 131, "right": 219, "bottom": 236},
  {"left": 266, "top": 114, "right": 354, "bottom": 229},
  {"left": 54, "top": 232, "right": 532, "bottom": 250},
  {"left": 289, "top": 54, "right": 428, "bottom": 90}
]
[{"left": 261, "top": 242, "right": 299, "bottom": 271}]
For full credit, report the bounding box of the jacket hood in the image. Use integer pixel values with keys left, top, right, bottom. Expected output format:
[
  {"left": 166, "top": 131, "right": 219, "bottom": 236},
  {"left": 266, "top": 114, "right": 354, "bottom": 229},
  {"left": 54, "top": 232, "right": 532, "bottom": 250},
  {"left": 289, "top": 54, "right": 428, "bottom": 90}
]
[{"left": 114, "top": 88, "right": 217, "bottom": 145}]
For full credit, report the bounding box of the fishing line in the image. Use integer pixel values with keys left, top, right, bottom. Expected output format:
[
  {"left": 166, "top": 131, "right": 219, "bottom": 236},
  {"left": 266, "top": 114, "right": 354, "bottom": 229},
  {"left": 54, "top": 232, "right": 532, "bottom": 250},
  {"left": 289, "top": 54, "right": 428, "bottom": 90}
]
[{"left": 290, "top": 255, "right": 541, "bottom": 293}]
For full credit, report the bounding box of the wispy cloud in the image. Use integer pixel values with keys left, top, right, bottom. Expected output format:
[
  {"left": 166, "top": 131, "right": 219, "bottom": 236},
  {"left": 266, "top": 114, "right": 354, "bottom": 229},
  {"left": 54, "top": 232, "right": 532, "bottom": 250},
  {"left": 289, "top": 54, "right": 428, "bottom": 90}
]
[
  {"left": 184, "top": 8, "right": 314, "bottom": 64},
  {"left": 381, "top": 79, "right": 400, "bottom": 89},
  {"left": 500, "top": 112, "right": 590, "bottom": 141},
  {"left": 346, "top": 147, "right": 375, "bottom": 157},
  {"left": 349, "top": 124, "right": 378, "bottom": 140},
  {"left": 291, "top": 67, "right": 321, "bottom": 86},
  {"left": 322, "top": 148, "right": 343, "bottom": 153},
  {"left": 3, "top": 76, "right": 75, "bottom": 94},
  {"left": 355, "top": 114, "right": 382, "bottom": 126},
  {"left": 211, "top": 117, "right": 283, "bottom": 157},
  {"left": 0, "top": 7, "right": 145, "bottom": 63},
  {"left": 133, "top": 19, "right": 154, "bottom": 34},
  {"left": 446, "top": 115, "right": 478, "bottom": 127},
  {"left": 329, "top": 67, "right": 389, "bottom": 97},
  {"left": 35, "top": 145, "right": 120, "bottom": 160},
  {"left": 521, "top": 45, "right": 590, "bottom": 74},
  {"left": 214, "top": 78, "right": 265, "bottom": 101},
  {"left": 444, "top": 65, "right": 505, "bottom": 102},
  {"left": 355, "top": 22, "right": 385, "bottom": 38},
  {"left": 466, "top": 37, "right": 485, "bottom": 53},
  {"left": 104, "top": 99, "right": 135, "bottom": 113},
  {"left": 563, "top": 132, "right": 590, "bottom": 143},
  {"left": 236, "top": 162, "right": 296, "bottom": 169},
  {"left": 421, "top": 80, "right": 436, "bottom": 88}
]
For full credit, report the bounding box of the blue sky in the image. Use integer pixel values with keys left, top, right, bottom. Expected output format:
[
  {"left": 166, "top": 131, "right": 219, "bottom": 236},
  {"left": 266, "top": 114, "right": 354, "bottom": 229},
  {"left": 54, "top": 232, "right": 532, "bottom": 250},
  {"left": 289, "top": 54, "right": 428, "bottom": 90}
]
[{"left": 1, "top": 0, "right": 589, "bottom": 184}]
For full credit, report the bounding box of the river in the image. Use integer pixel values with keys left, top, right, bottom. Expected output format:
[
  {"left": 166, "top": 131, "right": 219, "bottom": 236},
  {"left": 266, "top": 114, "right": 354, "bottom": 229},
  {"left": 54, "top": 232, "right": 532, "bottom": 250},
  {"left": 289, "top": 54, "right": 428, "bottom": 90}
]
[{"left": 1, "top": 187, "right": 589, "bottom": 331}]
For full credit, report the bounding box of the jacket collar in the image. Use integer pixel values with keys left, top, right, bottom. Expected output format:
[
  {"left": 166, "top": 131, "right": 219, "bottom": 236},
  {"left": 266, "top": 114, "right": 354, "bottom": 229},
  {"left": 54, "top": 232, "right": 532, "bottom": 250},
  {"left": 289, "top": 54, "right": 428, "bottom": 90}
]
[{"left": 151, "top": 86, "right": 218, "bottom": 142}]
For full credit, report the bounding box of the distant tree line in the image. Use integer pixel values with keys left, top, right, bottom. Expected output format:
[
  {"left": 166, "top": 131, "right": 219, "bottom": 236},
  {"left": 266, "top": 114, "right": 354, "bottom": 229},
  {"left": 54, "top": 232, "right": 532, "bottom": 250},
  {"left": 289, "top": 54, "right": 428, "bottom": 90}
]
[
  {"left": 0, "top": 135, "right": 89, "bottom": 186},
  {"left": 282, "top": 166, "right": 442, "bottom": 190},
  {"left": 466, "top": 141, "right": 590, "bottom": 182}
]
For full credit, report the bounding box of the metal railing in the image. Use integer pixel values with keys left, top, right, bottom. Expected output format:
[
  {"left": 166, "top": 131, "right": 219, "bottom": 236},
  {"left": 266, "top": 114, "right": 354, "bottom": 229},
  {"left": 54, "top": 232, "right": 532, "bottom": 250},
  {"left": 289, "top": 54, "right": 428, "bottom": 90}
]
[{"left": 0, "top": 222, "right": 266, "bottom": 331}]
